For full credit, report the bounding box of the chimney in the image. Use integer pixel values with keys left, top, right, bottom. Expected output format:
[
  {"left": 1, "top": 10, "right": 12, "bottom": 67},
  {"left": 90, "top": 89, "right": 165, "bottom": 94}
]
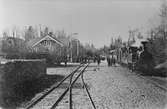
[{"left": 49, "top": 32, "right": 53, "bottom": 36}]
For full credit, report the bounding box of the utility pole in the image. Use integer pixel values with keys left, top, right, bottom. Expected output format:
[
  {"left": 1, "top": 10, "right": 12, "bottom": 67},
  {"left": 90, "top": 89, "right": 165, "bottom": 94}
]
[
  {"left": 70, "top": 33, "right": 79, "bottom": 62},
  {"left": 70, "top": 39, "right": 73, "bottom": 62},
  {"left": 39, "top": 24, "right": 41, "bottom": 37},
  {"left": 74, "top": 39, "right": 80, "bottom": 57}
]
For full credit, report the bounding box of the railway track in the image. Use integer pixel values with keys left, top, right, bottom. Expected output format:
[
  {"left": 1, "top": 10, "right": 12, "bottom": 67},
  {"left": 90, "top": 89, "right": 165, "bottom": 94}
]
[{"left": 24, "top": 63, "right": 96, "bottom": 109}]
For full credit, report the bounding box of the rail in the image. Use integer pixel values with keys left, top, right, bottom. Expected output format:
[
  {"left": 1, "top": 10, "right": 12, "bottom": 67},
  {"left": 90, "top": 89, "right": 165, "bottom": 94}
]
[
  {"left": 50, "top": 63, "right": 89, "bottom": 109},
  {"left": 25, "top": 63, "right": 96, "bottom": 109},
  {"left": 81, "top": 69, "right": 97, "bottom": 109},
  {"left": 25, "top": 63, "right": 84, "bottom": 109}
]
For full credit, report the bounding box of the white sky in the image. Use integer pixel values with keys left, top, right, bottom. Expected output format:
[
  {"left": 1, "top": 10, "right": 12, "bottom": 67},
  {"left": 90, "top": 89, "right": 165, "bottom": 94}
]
[{"left": 0, "top": 0, "right": 162, "bottom": 48}]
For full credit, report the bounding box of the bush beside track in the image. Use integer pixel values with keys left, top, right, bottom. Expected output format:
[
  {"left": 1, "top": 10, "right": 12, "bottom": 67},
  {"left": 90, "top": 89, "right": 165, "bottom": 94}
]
[
  {"left": 0, "top": 60, "right": 48, "bottom": 108},
  {"left": 120, "top": 61, "right": 167, "bottom": 77}
]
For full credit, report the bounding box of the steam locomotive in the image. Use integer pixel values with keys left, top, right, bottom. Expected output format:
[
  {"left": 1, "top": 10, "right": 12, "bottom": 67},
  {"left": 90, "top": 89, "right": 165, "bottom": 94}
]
[{"left": 116, "top": 41, "right": 155, "bottom": 72}]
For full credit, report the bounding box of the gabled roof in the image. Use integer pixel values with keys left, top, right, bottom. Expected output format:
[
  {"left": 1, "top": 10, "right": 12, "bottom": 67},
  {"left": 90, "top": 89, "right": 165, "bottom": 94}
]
[{"left": 27, "top": 34, "right": 64, "bottom": 47}]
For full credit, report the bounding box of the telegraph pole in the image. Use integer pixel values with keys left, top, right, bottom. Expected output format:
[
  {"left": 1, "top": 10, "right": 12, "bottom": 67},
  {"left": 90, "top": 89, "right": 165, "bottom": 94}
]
[
  {"left": 77, "top": 40, "right": 79, "bottom": 56},
  {"left": 70, "top": 33, "right": 79, "bottom": 62},
  {"left": 70, "top": 39, "right": 73, "bottom": 62}
]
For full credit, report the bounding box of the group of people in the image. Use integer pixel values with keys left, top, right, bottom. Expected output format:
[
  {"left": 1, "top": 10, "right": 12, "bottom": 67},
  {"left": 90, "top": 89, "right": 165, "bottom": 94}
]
[
  {"left": 93, "top": 52, "right": 117, "bottom": 67},
  {"left": 107, "top": 52, "right": 117, "bottom": 66},
  {"left": 94, "top": 55, "right": 101, "bottom": 66}
]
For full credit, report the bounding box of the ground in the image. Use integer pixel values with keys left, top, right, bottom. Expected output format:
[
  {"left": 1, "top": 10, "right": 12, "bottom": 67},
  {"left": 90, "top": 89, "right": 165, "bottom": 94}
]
[
  {"left": 84, "top": 62, "right": 167, "bottom": 109},
  {"left": 24, "top": 61, "right": 167, "bottom": 109}
]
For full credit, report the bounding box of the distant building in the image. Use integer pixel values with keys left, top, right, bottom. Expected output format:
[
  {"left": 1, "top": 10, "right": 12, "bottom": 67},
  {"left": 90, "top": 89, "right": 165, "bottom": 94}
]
[{"left": 27, "top": 34, "right": 64, "bottom": 54}]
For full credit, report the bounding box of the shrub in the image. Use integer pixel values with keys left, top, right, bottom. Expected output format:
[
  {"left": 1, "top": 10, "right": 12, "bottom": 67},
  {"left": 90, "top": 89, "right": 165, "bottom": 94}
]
[{"left": 0, "top": 60, "right": 46, "bottom": 108}]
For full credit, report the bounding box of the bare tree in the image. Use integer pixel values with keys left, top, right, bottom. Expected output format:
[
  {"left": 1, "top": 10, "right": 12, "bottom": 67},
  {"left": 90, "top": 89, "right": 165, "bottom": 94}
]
[
  {"left": 147, "top": 1, "right": 167, "bottom": 65},
  {"left": 24, "top": 26, "right": 37, "bottom": 41},
  {"left": 2, "top": 31, "right": 9, "bottom": 39},
  {"left": 43, "top": 27, "right": 49, "bottom": 36},
  {"left": 160, "top": 1, "right": 167, "bottom": 25}
]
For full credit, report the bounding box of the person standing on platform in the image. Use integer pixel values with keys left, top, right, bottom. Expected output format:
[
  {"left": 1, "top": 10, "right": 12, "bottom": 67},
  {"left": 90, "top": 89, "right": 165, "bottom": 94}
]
[
  {"left": 97, "top": 55, "right": 101, "bottom": 66},
  {"left": 107, "top": 55, "right": 110, "bottom": 66}
]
